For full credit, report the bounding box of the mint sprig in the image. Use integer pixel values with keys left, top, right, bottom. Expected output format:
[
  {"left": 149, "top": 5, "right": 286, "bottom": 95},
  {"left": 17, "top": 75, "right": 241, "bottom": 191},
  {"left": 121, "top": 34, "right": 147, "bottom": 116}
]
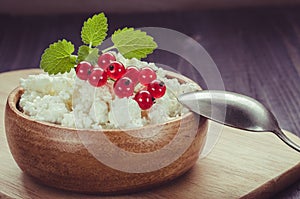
[
  {"left": 40, "top": 12, "right": 157, "bottom": 75},
  {"left": 111, "top": 28, "right": 157, "bottom": 59},
  {"left": 81, "top": 13, "right": 108, "bottom": 47},
  {"left": 40, "top": 39, "right": 77, "bottom": 75}
]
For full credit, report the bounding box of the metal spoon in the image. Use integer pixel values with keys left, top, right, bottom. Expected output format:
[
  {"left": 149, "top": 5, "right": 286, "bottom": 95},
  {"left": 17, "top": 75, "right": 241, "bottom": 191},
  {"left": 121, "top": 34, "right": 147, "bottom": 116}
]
[{"left": 178, "top": 90, "right": 300, "bottom": 152}]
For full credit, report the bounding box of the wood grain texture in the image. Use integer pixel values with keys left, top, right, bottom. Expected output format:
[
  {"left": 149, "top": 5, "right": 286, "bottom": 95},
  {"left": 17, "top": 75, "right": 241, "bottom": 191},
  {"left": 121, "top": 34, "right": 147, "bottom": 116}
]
[
  {"left": 0, "top": 7, "right": 300, "bottom": 198},
  {"left": 1, "top": 0, "right": 300, "bottom": 15},
  {"left": 1, "top": 69, "right": 300, "bottom": 198}
]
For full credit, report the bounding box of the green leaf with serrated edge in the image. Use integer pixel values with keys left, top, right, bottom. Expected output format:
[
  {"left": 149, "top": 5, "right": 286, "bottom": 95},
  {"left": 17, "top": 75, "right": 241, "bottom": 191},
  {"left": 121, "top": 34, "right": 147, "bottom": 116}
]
[
  {"left": 40, "top": 39, "right": 76, "bottom": 75},
  {"left": 86, "top": 48, "right": 99, "bottom": 65},
  {"left": 81, "top": 13, "right": 108, "bottom": 47},
  {"left": 111, "top": 27, "right": 157, "bottom": 59},
  {"left": 77, "top": 45, "right": 99, "bottom": 65},
  {"left": 77, "top": 45, "right": 90, "bottom": 62}
]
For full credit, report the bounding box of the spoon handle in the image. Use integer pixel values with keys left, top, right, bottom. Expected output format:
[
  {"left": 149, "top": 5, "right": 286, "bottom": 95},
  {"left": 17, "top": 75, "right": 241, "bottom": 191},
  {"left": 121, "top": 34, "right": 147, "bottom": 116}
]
[{"left": 273, "top": 129, "right": 300, "bottom": 152}]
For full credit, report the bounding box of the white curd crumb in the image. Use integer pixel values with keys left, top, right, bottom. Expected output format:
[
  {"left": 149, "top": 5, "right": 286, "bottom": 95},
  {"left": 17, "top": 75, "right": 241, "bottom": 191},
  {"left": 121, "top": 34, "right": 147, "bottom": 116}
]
[
  {"left": 22, "top": 95, "right": 69, "bottom": 124},
  {"left": 61, "top": 113, "right": 75, "bottom": 128},
  {"left": 108, "top": 97, "right": 144, "bottom": 129},
  {"left": 89, "top": 100, "right": 109, "bottom": 124},
  {"left": 69, "top": 110, "right": 94, "bottom": 129}
]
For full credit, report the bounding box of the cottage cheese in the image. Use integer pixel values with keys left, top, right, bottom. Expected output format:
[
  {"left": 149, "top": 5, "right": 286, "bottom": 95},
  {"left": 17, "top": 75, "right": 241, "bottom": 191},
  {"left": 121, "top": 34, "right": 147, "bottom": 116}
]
[{"left": 19, "top": 52, "right": 199, "bottom": 129}]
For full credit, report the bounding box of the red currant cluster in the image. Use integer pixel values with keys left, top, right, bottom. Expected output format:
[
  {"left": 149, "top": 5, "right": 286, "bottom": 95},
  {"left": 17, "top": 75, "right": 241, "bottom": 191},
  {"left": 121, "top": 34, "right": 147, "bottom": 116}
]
[{"left": 75, "top": 52, "right": 166, "bottom": 110}]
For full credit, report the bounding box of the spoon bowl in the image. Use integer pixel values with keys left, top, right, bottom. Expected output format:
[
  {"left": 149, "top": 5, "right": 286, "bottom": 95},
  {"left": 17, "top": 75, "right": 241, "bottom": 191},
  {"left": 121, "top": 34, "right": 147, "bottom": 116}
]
[{"left": 178, "top": 90, "right": 300, "bottom": 152}]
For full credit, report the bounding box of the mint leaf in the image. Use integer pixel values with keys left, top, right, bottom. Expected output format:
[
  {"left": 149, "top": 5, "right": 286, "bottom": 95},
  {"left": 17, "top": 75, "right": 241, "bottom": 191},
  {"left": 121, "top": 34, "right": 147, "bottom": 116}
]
[
  {"left": 111, "top": 27, "right": 157, "bottom": 59},
  {"left": 77, "top": 45, "right": 99, "bottom": 65},
  {"left": 81, "top": 13, "right": 108, "bottom": 47},
  {"left": 77, "top": 45, "right": 90, "bottom": 62},
  {"left": 40, "top": 39, "right": 76, "bottom": 75}
]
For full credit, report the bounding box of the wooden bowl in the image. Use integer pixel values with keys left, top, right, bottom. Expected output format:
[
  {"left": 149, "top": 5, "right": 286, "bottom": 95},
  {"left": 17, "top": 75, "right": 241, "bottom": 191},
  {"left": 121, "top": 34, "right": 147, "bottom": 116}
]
[{"left": 4, "top": 73, "right": 208, "bottom": 194}]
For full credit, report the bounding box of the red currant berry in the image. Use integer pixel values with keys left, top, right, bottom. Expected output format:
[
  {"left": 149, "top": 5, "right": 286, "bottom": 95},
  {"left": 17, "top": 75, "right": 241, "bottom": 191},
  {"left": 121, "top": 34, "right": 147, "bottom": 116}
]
[
  {"left": 88, "top": 68, "right": 107, "bottom": 87},
  {"left": 113, "top": 77, "right": 134, "bottom": 98},
  {"left": 123, "top": 66, "right": 140, "bottom": 85},
  {"left": 147, "top": 80, "right": 166, "bottom": 98},
  {"left": 138, "top": 67, "right": 157, "bottom": 85},
  {"left": 75, "top": 61, "right": 92, "bottom": 80},
  {"left": 134, "top": 90, "right": 154, "bottom": 110},
  {"left": 106, "top": 61, "right": 126, "bottom": 80},
  {"left": 97, "top": 52, "right": 116, "bottom": 70}
]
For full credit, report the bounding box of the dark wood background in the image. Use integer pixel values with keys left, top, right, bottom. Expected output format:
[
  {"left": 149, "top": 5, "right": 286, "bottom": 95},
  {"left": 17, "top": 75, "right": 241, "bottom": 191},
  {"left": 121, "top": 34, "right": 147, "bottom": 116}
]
[{"left": 0, "top": 6, "right": 300, "bottom": 198}]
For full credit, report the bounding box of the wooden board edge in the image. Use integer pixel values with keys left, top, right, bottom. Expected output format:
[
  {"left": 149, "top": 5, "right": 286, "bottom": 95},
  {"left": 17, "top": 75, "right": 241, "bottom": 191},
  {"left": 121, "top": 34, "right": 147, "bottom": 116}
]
[{"left": 241, "top": 159, "right": 300, "bottom": 199}]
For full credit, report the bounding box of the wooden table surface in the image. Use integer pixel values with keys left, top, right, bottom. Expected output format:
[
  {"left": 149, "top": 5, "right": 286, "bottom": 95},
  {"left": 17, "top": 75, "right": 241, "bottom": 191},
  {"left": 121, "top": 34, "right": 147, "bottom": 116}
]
[{"left": 0, "top": 6, "right": 300, "bottom": 198}]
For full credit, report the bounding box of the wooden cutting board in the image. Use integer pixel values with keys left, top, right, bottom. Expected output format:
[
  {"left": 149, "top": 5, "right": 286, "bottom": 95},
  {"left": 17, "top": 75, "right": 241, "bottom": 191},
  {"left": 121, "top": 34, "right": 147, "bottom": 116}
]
[{"left": 1, "top": 69, "right": 300, "bottom": 199}]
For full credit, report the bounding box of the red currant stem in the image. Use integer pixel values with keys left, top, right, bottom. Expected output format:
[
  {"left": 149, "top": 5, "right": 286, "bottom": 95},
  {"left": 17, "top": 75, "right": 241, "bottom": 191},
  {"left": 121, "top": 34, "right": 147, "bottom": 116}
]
[
  {"left": 107, "top": 78, "right": 116, "bottom": 83},
  {"left": 133, "top": 83, "right": 146, "bottom": 93},
  {"left": 102, "top": 46, "right": 116, "bottom": 53}
]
